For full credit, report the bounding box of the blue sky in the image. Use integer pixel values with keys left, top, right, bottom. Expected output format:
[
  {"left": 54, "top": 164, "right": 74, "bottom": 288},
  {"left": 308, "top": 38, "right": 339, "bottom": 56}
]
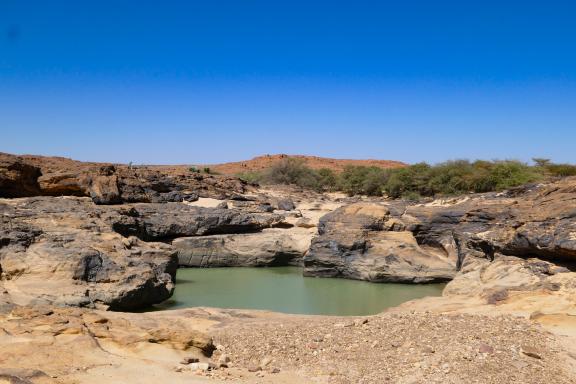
[{"left": 1, "top": 1, "right": 575, "bottom": 164}]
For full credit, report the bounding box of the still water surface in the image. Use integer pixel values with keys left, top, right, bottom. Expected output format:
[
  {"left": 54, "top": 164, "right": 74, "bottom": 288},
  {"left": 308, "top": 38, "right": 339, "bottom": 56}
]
[{"left": 154, "top": 267, "right": 445, "bottom": 316}]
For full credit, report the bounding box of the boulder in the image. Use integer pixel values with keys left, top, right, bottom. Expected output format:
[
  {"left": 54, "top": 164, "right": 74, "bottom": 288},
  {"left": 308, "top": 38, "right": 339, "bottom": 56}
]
[
  {"left": 305, "top": 177, "right": 576, "bottom": 283},
  {"left": 0, "top": 156, "right": 42, "bottom": 198},
  {"left": 174, "top": 228, "right": 310, "bottom": 267},
  {"left": 88, "top": 166, "right": 122, "bottom": 204},
  {"left": 109, "top": 203, "right": 284, "bottom": 241},
  {"left": 443, "top": 256, "right": 573, "bottom": 301},
  {"left": 0, "top": 197, "right": 176, "bottom": 310},
  {"left": 276, "top": 199, "right": 296, "bottom": 211},
  {"left": 304, "top": 203, "right": 457, "bottom": 283}
]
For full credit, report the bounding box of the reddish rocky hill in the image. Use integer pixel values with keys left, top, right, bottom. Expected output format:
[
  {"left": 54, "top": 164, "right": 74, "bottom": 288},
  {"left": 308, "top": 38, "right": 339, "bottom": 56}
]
[{"left": 207, "top": 154, "right": 407, "bottom": 175}]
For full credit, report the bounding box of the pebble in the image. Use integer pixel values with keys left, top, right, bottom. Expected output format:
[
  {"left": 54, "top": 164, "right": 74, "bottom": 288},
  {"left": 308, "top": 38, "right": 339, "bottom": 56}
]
[
  {"left": 478, "top": 343, "right": 495, "bottom": 354},
  {"left": 180, "top": 357, "right": 200, "bottom": 365},
  {"left": 189, "top": 363, "right": 210, "bottom": 371},
  {"left": 521, "top": 345, "right": 543, "bottom": 359}
]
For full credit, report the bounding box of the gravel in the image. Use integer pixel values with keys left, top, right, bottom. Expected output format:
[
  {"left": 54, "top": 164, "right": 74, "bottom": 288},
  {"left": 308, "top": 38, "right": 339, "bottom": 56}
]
[{"left": 211, "top": 311, "right": 575, "bottom": 383}]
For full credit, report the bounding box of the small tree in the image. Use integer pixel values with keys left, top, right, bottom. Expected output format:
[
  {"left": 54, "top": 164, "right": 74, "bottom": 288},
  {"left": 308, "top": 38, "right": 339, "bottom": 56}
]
[{"left": 532, "top": 158, "right": 551, "bottom": 167}]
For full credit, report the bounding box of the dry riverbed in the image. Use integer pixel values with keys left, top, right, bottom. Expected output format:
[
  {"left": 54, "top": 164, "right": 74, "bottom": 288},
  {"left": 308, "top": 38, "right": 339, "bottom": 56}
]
[{"left": 195, "top": 310, "right": 576, "bottom": 384}]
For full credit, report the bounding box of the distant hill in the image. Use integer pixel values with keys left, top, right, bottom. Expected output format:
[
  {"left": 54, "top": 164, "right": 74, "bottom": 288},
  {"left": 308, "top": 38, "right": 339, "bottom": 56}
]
[
  {"left": 0, "top": 152, "right": 407, "bottom": 176},
  {"left": 207, "top": 154, "right": 407, "bottom": 175}
]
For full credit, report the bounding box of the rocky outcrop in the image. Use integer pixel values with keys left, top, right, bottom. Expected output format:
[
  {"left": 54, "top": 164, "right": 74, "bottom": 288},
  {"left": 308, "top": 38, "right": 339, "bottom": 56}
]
[
  {"left": 174, "top": 228, "right": 310, "bottom": 267},
  {"left": 109, "top": 203, "right": 284, "bottom": 241},
  {"left": 0, "top": 305, "right": 215, "bottom": 384},
  {"left": 0, "top": 152, "right": 253, "bottom": 204},
  {"left": 0, "top": 197, "right": 177, "bottom": 310},
  {"left": 304, "top": 202, "right": 457, "bottom": 282},
  {"left": 305, "top": 177, "right": 576, "bottom": 283},
  {"left": 443, "top": 255, "right": 575, "bottom": 303},
  {"left": 0, "top": 155, "right": 42, "bottom": 198}
]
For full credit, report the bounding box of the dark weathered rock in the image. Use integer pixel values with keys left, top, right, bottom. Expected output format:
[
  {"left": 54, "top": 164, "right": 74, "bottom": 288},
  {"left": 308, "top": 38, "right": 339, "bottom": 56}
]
[
  {"left": 109, "top": 203, "right": 284, "bottom": 241},
  {"left": 305, "top": 203, "right": 457, "bottom": 283},
  {"left": 0, "top": 197, "right": 177, "bottom": 310},
  {"left": 276, "top": 199, "right": 296, "bottom": 211},
  {"left": 305, "top": 177, "right": 576, "bottom": 283}
]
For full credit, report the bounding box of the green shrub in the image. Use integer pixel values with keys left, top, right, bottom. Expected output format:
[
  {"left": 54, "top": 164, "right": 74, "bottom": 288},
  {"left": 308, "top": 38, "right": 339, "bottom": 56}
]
[
  {"left": 338, "top": 166, "right": 390, "bottom": 196},
  {"left": 382, "top": 160, "right": 542, "bottom": 198},
  {"left": 260, "top": 158, "right": 322, "bottom": 190},
  {"left": 317, "top": 168, "right": 338, "bottom": 191},
  {"left": 236, "top": 171, "right": 263, "bottom": 184},
  {"left": 486, "top": 160, "right": 540, "bottom": 190},
  {"left": 233, "top": 157, "right": 573, "bottom": 199},
  {"left": 545, "top": 163, "right": 576, "bottom": 177}
]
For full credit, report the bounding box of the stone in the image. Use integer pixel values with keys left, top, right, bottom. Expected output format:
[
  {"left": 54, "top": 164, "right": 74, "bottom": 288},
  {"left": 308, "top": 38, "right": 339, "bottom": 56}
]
[
  {"left": 478, "top": 344, "right": 494, "bottom": 354},
  {"left": 174, "top": 229, "right": 309, "bottom": 267},
  {"left": 189, "top": 363, "right": 211, "bottom": 371},
  {"left": 217, "top": 354, "right": 231, "bottom": 368},
  {"left": 305, "top": 203, "right": 457, "bottom": 283},
  {"left": 260, "top": 357, "right": 272, "bottom": 368},
  {"left": 247, "top": 364, "right": 261, "bottom": 372},
  {"left": 521, "top": 345, "right": 543, "bottom": 359},
  {"left": 0, "top": 155, "right": 42, "bottom": 198},
  {"left": 305, "top": 176, "right": 576, "bottom": 284},
  {"left": 180, "top": 357, "right": 200, "bottom": 365},
  {"left": 0, "top": 197, "right": 177, "bottom": 310},
  {"left": 277, "top": 199, "right": 296, "bottom": 211},
  {"left": 109, "top": 203, "right": 283, "bottom": 241}
]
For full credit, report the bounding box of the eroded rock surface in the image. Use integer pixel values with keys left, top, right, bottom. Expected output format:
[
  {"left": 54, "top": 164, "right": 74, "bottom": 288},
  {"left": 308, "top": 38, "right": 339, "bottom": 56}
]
[
  {"left": 305, "top": 177, "right": 576, "bottom": 283},
  {"left": 305, "top": 202, "right": 457, "bottom": 282},
  {"left": 0, "top": 197, "right": 177, "bottom": 310},
  {"left": 109, "top": 203, "right": 284, "bottom": 241},
  {"left": 0, "top": 152, "right": 252, "bottom": 204},
  {"left": 0, "top": 305, "right": 215, "bottom": 384},
  {"left": 0, "top": 155, "right": 42, "bottom": 198},
  {"left": 174, "top": 228, "right": 310, "bottom": 267}
]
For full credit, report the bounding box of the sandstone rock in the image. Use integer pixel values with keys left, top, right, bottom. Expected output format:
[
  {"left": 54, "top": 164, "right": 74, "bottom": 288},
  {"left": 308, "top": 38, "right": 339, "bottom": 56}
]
[
  {"left": 521, "top": 345, "right": 543, "bottom": 359},
  {"left": 478, "top": 344, "right": 494, "bottom": 354},
  {"left": 305, "top": 177, "right": 576, "bottom": 283},
  {"left": 295, "top": 217, "right": 316, "bottom": 228},
  {"left": 189, "top": 363, "right": 210, "bottom": 371},
  {"left": 443, "top": 256, "right": 573, "bottom": 299},
  {"left": 0, "top": 155, "right": 42, "bottom": 198},
  {"left": 89, "top": 166, "right": 122, "bottom": 204},
  {"left": 0, "top": 152, "right": 252, "bottom": 204},
  {"left": 174, "top": 228, "right": 309, "bottom": 267},
  {"left": 304, "top": 202, "right": 457, "bottom": 283},
  {"left": 0, "top": 197, "right": 176, "bottom": 310},
  {"left": 217, "top": 354, "right": 231, "bottom": 368},
  {"left": 0, "top": 305, "right": 215, "bottom": 382}
]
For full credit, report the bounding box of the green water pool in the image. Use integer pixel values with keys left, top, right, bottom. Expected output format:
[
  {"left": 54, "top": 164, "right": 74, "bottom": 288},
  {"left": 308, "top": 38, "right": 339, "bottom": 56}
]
[{"left": 151, "top": 267, "right": 445, "bottom": 316}]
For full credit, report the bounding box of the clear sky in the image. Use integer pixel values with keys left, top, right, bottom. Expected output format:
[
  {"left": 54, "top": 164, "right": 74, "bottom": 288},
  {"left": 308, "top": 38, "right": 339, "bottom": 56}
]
[{"left": 1, "top": 1, "right": 575, "bottom": 165}]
